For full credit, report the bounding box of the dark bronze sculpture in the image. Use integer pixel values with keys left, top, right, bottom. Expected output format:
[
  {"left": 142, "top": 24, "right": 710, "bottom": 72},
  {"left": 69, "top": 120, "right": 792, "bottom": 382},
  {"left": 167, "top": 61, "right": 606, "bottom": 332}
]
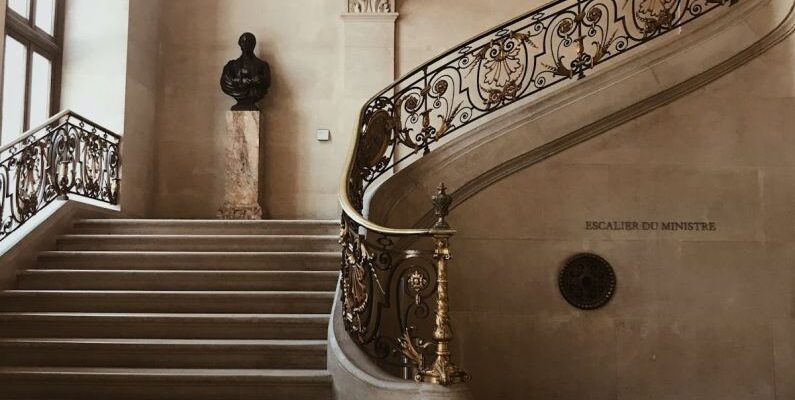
[{"left": 220, "top": 33, "right": 271, "bottom": 111}]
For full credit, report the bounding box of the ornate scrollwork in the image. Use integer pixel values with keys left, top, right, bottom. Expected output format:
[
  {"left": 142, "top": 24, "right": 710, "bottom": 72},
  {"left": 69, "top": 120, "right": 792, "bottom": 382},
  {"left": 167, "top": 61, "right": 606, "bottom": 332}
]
[
  {"left": 345, "top": 0, "right": 737, "bottom": 213},
  {"left": 0, "top": 112, "right": 122, "bottom": 243},
  {"left": 407, "top": 270, "right": 429, "bottom": 306},
  {"left": 340, "top": 0, "right": 737, "bottom": 385},
  {"left": 397, "top": 327, "right": 431, "bottom": 377},
  {"left": 339, "top": 214, "right": 440, "bottom": 369},
  {"left": 14, "top": 144, "right": 47, "bottom": 219}
]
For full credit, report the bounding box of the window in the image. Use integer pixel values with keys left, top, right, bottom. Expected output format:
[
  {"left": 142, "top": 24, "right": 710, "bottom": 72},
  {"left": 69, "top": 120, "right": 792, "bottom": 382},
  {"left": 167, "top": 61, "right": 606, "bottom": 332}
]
[{"left": 1, "top": 0, "right": 62, "bottom": 143}]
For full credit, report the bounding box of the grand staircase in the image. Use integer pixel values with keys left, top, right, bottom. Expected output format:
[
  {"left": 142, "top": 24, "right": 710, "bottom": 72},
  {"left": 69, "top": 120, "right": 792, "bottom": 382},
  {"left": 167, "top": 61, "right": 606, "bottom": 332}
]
[{"left": 0, "top": 219, "right": 340, "bottom": 400}]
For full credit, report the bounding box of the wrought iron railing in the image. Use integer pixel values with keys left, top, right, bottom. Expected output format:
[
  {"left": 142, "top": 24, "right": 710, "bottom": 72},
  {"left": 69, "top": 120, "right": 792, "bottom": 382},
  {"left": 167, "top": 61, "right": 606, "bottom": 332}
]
[
  {"left": 0, "top": 110, "right": 121, "bottom": 243},
  {"left": 339, "top": 0, "right": 737, "bottom": 385}
]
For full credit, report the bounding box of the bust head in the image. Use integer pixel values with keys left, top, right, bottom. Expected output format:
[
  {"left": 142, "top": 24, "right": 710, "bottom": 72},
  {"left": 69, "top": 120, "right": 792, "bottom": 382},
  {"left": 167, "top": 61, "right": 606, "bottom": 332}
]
[
  {"left": 238, "top": 32, "right": 256, "bottom": 54},
  {"left": 222, "top": 32, "right": 271, "bottom": 111}
]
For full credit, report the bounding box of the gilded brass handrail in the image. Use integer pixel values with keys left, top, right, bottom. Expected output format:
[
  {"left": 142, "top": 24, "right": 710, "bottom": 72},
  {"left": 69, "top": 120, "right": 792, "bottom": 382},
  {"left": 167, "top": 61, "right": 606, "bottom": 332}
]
[
  {"left": 339, "top": 0, "right": 738, "bottom": 385},
  {"left": 0, "top": 110, "right": 122, "bottom": 243}
]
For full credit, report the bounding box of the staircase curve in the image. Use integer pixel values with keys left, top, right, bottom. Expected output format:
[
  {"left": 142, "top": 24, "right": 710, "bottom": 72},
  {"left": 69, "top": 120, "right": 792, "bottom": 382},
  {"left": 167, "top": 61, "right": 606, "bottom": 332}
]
[{"left": 333, "top": 0, "right": 795, "bottom": 398}]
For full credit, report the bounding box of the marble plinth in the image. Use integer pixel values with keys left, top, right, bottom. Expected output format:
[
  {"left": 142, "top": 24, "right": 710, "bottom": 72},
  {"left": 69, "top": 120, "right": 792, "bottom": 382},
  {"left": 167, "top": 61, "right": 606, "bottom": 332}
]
[{"left": 217, "top": 111, "right": 264, "bottom": 220}]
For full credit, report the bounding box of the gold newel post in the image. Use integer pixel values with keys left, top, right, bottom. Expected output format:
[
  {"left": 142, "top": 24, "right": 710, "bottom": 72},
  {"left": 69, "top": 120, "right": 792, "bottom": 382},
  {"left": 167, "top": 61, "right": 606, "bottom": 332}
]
[{"left": 419, "top": 183, "right": 470, "bottom": 386}]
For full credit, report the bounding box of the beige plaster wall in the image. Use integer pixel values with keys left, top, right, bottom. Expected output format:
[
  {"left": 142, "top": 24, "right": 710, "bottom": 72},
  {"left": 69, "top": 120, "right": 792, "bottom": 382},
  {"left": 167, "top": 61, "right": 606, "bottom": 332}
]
[
  {"left": 121, "top": 0, "right": 161, "bottom": 216},
  {"left": 431, "top": 33, "right": 795, "bottom": 400},
  {"left": 152, "top": 0, "right": 346, "bottom": 219}
]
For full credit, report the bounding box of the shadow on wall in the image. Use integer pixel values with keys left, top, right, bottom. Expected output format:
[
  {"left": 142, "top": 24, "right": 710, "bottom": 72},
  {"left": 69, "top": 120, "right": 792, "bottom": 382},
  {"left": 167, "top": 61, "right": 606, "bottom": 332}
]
[
  {"left": 153, "top": 0, "right": 223, "bottom": 218},
  {"left": 258, "top": 44, "right": 300, "bottom": 219}
]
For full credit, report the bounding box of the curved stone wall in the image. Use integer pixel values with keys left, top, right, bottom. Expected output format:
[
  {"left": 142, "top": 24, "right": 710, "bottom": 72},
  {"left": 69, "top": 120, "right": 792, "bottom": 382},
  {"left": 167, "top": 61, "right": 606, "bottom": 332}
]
[
  {"left": 327, "top": 288, "right": 474, "bottom": 400},
  {"left": 367, "top": 1, "right": 795, "bottom": 398}
]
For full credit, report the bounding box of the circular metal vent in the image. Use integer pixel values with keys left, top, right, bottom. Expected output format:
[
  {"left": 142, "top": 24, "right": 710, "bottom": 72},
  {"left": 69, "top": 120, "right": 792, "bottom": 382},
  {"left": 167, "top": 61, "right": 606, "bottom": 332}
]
[{"left": 558, "top": 253, "right": 616, "bottom": 310}]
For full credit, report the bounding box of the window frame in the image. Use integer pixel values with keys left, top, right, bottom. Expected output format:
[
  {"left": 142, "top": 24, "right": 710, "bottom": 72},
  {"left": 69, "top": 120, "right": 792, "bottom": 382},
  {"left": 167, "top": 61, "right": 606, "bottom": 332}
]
[{"left": 1, "top": 0, "right": 64, "bottom": 135}]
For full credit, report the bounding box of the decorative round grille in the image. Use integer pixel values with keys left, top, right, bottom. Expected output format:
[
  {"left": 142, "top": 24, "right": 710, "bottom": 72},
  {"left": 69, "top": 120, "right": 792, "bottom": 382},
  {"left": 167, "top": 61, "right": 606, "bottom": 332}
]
[
  {"left": 558, "top": 253, "right": 616, "bottom": 310},
  {"left": 358, "top": 110, "right": 392, "bottom": 168}
]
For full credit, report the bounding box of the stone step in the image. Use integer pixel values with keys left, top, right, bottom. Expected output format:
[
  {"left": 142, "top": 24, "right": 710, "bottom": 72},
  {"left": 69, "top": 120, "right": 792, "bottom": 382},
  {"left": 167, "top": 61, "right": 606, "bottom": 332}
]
[
  {"left": 0, "top": 290, "right": 335, "bottom": 314},
  {"left": 0, "top": 313, "right": 328, "bottom": 339},
  {"left": 17, "top": 270, "right": 339, "bottom": 291},
  {"left": 56, "top": 235, "right": 340, "bottom": 252},
  {"left": 73, "top": 219, "right": 340, "bottom": 236},
  {"left": 0, "top": 367, "right": 332, "bottom": 400},
  {"left": 57, "top": 235, "right": 339, "bottom": 252},
  {"left": 0, "top": 338, "right": 326, "bottom": 369},
  {"left": 36, "top": 251, "right": 340, "bottom": 271}
]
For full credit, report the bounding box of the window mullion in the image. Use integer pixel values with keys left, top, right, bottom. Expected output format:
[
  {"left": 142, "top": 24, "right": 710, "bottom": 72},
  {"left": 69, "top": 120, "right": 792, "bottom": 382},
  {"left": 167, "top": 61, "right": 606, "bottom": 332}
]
[
  {"left": 29, "top": 0, "right": 36, "bottom": 28},
  {"left": 22, "top": 41, "right": 32, "bottom": 131},
  {"left": 5, "top": 14, "right": 57, "bottom": 54},
  {"left": 50, "top": 0, "right": 63, "bottom": 115},
  {"left": 3, "top": 0, "right": 61, "bottom": 138}
]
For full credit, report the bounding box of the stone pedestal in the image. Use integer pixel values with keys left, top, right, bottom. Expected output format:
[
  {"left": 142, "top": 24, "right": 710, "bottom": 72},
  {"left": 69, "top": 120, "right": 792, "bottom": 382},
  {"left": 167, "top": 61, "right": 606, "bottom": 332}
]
[{"left": 217, "top": 111, "right": 264, "bottom": 220}]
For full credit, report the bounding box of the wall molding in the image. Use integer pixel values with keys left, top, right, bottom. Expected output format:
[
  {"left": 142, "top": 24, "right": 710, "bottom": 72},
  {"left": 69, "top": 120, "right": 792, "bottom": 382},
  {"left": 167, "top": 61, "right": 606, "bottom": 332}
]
[{"left": 340, "top": 13, "right": 399, "bottom": 22}]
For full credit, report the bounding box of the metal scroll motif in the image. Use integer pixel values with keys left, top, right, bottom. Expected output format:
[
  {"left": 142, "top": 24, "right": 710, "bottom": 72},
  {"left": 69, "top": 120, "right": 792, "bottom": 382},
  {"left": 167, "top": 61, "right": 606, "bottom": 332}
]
[
  {"left": 559, "top": 253, "right": 616, "bottom": 310},
  {"left": 340, "top": 0, "right": 737, "bottom": 385},
  {"left": 0, "top": 112, "right": 122, "bottom": 243},
  {"left": 340, "top": 184, "right": 468, "bottom": 384},
  {"left": 348, "top": 0, "right": 738, "bottom": 201},
  {"left": 340, "top": 213, "right": 439, "bottom": 370}
]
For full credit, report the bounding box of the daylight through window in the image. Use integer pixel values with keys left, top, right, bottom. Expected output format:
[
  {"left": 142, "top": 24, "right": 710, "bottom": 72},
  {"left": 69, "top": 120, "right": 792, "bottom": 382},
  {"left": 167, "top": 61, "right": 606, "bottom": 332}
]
[{"left": 1, "top": 0, "right": 61, "bottom": 144}]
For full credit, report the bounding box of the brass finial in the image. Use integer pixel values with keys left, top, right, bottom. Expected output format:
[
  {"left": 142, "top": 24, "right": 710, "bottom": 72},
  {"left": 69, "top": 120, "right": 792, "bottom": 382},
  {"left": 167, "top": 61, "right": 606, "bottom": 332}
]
[
  {"left": 432, "top": 183, "right": 452, "bottom": 230},
  {"left": 419, "top": 221, "right": 469, "bottom": 386},
  {"left": 416, "top": 182, "right": 469, "bottom": 386}
]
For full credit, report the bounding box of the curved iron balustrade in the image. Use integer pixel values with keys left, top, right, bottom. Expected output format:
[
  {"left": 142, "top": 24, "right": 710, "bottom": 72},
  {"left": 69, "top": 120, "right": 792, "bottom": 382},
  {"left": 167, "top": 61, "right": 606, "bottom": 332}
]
[
  {"left": 340, "top": 0, "right": 737, "bottom": 385},
  {"left": 0, "top": 110, "right": 121, "bottom": 243}
]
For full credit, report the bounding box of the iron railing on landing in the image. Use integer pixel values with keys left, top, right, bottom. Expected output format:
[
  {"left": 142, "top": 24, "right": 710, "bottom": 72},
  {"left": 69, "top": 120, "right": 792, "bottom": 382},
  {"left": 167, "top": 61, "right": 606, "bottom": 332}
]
[
  {"left": 340, "top": 0, "right": 737, "bottom": 386},
  {"left": 0, "top": 110, "right": 122, "bottom": 243}
]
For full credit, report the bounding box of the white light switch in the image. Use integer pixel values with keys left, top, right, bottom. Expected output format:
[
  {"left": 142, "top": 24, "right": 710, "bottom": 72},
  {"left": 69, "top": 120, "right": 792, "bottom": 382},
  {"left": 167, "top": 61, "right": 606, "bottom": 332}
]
[{"left": 317, "top": 129, "right": 331, "bottom": 141}]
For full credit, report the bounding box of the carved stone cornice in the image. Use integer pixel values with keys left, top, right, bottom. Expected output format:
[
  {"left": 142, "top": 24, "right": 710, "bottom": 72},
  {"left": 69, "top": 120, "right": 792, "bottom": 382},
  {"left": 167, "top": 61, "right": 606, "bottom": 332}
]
[{"left": 347, "top": 0, "right": 395, "bottom": 13}]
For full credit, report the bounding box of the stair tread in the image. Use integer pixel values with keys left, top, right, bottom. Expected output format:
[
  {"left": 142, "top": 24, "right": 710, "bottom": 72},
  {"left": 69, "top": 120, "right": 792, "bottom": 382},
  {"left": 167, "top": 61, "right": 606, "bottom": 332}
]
[
  {"left": 2, "top": 290, "right": 335, "bottom": 295},
  {"left": 21, "top": 269, "right": 340, "bottom": 274},
  {"left": 40, "top": 251, "right": 340, "bottom": 255},
  {"left": 0, "top": 313, "right": 328, "bottom": 340},
  {"left": 0, "top": 366, "right": 331, "bottom": 378},
  {"left": 0, "top": 338, "right": 326, "bottom": 347},
  {"left": 34, "top": 251, "right": 341, "bottom": 271},
  {"left": 55, "top": 236, "right": 339, "bottom": 252},
  {"left": 17, "top": 270, "right": 339, "bottom": 291},
  {"left": 76, "top": 219, "right": 339, "bottom": 224},
  {"left": 0, "top": 312, "right": 330, "bottom": 320},
  {"left": 57, "top": 234, "right": 339, "bottom": 239}
]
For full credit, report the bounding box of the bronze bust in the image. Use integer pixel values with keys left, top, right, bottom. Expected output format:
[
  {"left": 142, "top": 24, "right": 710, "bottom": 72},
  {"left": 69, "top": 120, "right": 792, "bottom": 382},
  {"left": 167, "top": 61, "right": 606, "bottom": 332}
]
[{"left": 220, "top": 33, "right": 271, "bottom": 111}]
